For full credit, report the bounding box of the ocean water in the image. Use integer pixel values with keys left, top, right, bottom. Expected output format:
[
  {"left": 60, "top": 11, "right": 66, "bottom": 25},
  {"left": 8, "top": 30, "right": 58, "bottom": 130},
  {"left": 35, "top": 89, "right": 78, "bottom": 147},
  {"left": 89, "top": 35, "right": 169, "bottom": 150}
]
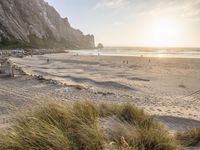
[{"left": 68, "top": 47, "right": 200, "bottom": 59}]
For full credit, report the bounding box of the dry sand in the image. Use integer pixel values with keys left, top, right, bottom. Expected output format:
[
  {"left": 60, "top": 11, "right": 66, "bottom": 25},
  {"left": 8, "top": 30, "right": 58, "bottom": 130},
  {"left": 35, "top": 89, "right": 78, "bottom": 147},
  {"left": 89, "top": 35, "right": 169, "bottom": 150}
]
[{"left": 1, "top": 53, "right": 200, "bottom": 131}]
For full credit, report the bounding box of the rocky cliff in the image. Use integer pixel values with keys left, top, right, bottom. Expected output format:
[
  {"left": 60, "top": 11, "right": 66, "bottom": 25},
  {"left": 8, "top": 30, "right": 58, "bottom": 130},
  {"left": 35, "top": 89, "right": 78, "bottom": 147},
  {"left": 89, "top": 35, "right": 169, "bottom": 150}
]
[{"left": 0, "top": 0, "right": 95, "bottom": 49}]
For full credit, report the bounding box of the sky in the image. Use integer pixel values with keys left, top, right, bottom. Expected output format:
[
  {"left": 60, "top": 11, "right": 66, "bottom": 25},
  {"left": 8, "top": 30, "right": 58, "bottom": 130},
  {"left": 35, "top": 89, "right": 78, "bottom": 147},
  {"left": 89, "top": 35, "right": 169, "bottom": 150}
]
[{"left": 45, "top": 0, "right": 200, "bottom": 47}]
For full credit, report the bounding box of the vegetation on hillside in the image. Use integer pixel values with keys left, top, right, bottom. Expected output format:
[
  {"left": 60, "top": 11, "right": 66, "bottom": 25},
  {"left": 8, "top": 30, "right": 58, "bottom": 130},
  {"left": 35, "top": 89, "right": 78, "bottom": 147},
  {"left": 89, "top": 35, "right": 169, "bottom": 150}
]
[{"left": 0, "top": 35, "right": 75, "bottom": 49}]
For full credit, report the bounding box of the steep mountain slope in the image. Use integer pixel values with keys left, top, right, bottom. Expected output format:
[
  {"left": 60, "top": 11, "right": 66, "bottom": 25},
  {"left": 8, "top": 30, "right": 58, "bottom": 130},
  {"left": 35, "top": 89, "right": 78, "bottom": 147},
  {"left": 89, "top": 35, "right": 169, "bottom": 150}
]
[{"left": 0, "top": 0, "right": 95, "bottom": 49}]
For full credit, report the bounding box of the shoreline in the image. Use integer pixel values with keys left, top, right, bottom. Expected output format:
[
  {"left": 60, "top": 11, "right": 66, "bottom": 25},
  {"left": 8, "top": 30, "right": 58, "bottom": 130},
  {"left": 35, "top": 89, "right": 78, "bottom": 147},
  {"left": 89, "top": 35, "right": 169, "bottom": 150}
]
[
  {"left": 68, "top": 48, "right": 200, "bottom": 59},
  {"left": 70, "top": 54, "right": 200, "bottom": 60}
]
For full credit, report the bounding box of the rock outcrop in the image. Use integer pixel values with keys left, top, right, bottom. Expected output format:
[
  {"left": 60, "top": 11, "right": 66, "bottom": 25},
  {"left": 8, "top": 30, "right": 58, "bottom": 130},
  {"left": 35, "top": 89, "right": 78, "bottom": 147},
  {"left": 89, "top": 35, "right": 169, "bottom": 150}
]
[{"left": 0, "top": 0, "right": 95, "bottom": 49}]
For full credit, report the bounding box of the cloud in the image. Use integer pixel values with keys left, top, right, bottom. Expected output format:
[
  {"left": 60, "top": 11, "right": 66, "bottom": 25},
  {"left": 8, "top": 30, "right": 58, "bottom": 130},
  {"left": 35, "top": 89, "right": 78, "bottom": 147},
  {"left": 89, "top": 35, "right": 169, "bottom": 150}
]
[
  {"left": 93, "top": 0, "right": 200, "bottom": 21},
  {"left": 94, "top": 0, "right": 130, "bottom": 9},
  {"left": 178, "top": 0, "right": 200, "bottom": 19},
  {"left": 113, "top": 21, "right": 124, "bottom": 26},
  {"left": 135, "top": 0, "right": 200, "bottom": 20}
]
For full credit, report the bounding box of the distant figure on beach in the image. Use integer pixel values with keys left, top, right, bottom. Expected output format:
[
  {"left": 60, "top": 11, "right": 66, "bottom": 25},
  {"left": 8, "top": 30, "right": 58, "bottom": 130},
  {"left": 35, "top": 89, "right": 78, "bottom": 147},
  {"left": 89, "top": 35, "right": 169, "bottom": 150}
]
[
  {"left": 47, "top": 58, "right": 49, "bottom": 63},
  {"left": 122, "top": 60, "right": 129, "bottom": 64}
]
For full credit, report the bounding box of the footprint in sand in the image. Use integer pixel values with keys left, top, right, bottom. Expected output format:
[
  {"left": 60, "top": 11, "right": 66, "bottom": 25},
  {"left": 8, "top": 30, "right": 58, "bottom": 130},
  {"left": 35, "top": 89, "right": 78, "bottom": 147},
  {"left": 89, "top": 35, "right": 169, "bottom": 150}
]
[
  {"left": 178, "top": 84, "right": 186, "bottom": 88},
  {"left": 157, "top": 109, "right": 162, "bottom": 112},
  {"left": 149, "top": 107, "right": 155, "bottom": 111},
  {"left": 166, "top": 110, "right": 170, "bottom": 112}
]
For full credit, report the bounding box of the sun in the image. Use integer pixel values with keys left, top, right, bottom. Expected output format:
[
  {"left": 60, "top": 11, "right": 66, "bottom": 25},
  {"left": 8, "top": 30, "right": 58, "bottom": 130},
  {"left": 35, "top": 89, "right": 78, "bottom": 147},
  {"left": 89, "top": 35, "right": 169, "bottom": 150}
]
[{"left": 147, "top": 19, "right": 181, "bottom": 47}]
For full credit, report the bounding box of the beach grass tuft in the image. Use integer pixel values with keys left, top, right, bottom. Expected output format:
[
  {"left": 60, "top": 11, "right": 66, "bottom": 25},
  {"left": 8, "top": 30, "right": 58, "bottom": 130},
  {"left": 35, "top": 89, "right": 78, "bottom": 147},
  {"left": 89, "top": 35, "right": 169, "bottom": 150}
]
[
  {"left": 99, "top": 103, "right": 178, "bottom": 149},
  {"left": 176, "top": 125, "right": 200, "bottom": 147},
  {"left": 0, "top": 101, "right": 178, "bottom": 150},
  {"left": 105, "top": 120, "right": 178, "bottom": 149},
  {"left": 98, "top": 103, "right": 156, "bottom": 129},
  {"left": 0, "top": 101, "right": 104, "bottom": 150}
]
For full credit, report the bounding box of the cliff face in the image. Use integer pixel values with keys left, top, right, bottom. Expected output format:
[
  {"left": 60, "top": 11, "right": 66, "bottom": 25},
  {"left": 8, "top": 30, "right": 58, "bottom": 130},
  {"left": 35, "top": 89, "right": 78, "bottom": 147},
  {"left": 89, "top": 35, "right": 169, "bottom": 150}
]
[{"left": 0, "top": 0, "right": 95, "bottom": 49}]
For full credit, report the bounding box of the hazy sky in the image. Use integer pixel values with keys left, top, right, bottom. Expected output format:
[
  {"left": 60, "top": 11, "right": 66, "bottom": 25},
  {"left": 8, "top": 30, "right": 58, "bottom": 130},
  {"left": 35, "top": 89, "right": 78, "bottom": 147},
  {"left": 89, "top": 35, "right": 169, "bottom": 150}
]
[{"left": 45, "top": 0, "right": 200, "bottom": 47}]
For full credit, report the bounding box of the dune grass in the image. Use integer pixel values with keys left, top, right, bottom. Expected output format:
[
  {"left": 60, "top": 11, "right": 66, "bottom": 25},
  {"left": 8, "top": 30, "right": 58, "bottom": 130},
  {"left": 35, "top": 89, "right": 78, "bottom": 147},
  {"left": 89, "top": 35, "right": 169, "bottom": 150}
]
[
  {"left": 176, "top": 125, "right": 200, "bottom": 147},
  {"left": 0, "top": 101, "right": 104, "bottom": 150},
  {"left": 98, "top": 103, "right": 178, "bottom": 149},
  {"left": 0, "top": 101, "right": 178, "bottom": 150}
]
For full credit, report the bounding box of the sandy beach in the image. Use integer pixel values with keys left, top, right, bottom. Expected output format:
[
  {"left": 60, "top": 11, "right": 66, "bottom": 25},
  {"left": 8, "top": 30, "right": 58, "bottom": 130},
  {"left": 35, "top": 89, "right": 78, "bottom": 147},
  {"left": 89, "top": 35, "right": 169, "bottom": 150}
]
[
  {"left": 1, "top": 0, "right": 200, "bottom": 149},
  {"left": 2, "top": 53, "right": 197, "bottom": 131},
  {"left": 0, "top": 53, "right": 200, "bottom": 131}
]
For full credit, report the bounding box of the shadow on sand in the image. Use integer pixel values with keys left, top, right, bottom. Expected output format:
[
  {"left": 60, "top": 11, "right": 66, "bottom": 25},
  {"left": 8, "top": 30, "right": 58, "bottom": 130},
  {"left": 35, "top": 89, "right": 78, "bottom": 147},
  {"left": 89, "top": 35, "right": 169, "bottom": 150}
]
[{"left": 158, "top": 115, "right": 200, "bottom": 131}]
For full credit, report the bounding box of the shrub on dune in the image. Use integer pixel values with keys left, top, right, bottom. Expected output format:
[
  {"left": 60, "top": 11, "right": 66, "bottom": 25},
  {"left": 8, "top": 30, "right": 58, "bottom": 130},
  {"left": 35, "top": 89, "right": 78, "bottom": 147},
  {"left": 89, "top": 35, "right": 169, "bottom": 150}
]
[
  {"left": 3, "top": 119, "right": 71, "bottom": 150},
  {"left": 100, "top": 104, "right": 178, "bottom": 150},
  {"left": 116, "top": 104, "right": 155, "bottom": 129},
  {"left": 139, "top": 127, "right": 178, "bottom": 150},
  {"left": 0, "top": 101, "right": 179, "bottom": 150},
  {"left": 67, "top": 102, "right": 104, "bottom": 150},
  {"left": 105, "top": 120, "right": 177, "bottom": 150},
  {"left": 98, "top": 103, "right": 156, "bottom": 129},
  {"left": 0, "top": 101, "right": 104, "bottom": 150},
  {"left": 176, "top": 125, "right": 200, "bottom": 147}
]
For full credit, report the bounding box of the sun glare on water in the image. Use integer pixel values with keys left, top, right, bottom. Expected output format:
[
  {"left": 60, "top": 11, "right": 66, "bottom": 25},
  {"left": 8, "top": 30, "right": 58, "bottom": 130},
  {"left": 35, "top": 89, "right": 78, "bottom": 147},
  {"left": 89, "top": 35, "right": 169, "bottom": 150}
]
[{"left": 147, "top": 19, "right": 182, "bottom": 47}]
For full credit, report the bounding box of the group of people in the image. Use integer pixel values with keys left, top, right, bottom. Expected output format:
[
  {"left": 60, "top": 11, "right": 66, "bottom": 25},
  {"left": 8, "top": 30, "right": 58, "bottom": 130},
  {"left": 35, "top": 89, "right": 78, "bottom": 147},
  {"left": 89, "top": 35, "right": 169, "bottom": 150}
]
[{"left": 122, "top": 60, "right": 129, "bottom": 64}]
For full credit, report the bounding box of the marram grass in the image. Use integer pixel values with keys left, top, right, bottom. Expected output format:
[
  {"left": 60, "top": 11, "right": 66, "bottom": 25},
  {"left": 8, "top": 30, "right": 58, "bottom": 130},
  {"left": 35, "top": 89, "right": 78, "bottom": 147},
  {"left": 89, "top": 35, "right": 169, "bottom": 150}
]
[
  {"left": 176, "top": 125, "right": 200, "bottom": 147},
  {"left": 0, "top": 101, "right": 179, "bottom": 150}
]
